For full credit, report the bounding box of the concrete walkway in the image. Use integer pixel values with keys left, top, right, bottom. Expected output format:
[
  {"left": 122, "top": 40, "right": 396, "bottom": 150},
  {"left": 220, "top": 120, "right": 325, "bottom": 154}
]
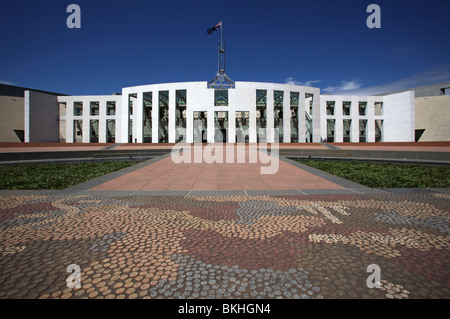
[{"left": 92, "top": 145, "right": 347, "bottom": 192}]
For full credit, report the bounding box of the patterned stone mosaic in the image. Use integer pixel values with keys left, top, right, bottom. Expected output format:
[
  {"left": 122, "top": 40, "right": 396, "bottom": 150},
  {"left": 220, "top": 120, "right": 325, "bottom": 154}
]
[{"left": 0, "top": 193, "right": 448, "bottom": 299}]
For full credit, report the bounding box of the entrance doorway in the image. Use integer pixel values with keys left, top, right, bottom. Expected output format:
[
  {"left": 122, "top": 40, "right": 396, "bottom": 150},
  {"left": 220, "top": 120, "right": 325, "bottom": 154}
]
[{"left": 214, "top": 111, "right": 228, "bottom": 143}]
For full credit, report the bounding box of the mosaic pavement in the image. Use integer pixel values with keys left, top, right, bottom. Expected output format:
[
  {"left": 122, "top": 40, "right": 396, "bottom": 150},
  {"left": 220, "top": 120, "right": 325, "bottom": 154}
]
[{"left": 0, "top": 193, "right": 449, "bottom": 299}]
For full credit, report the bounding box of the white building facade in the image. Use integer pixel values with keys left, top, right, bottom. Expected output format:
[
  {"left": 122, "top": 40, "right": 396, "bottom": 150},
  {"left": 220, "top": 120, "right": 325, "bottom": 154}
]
[{"left": 56, "top": 81, "right": 415, "bottom": 144}]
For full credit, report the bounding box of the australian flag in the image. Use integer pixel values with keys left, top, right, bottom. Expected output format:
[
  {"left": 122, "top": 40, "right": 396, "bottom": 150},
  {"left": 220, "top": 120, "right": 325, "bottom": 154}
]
[{"left": 207, "top": 20, "right": 222, "bottom": 34}]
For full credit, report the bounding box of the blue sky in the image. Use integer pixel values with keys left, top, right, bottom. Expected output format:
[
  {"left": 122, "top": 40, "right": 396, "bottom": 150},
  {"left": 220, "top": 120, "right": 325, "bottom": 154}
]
[{"left": 0, "top": 0, "right": 449, "bottom": 95}]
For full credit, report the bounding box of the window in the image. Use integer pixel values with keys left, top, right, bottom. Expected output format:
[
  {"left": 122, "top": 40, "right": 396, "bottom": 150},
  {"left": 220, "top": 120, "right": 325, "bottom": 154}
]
[
  {"left": 359, "top": 120, "right": 367, "bottom": 142},
  {"left": 214, "top": 89, "right": 228, "bottom": 106},
  {"left": 343, "top": 101, "right": 351, "bottom": 116},
  {"left": 290, "top": 92, "right": 299, "bottom": 107},
  {"left": 274, "top": 91, "right": 283, "bottom": 142},
  {"left": 159, "top": 91, "right": 169, "bottom": 143},
  {"left": 343, "top": 119, "right": 352, "bottom": 142},
  {"left": 256, "top": 90, "right": 267, "bottom": 142},
  {"left": 236, "top": 111, "right": 249, "bottom": 143},
  {"left": 129, "top": 93, "right": 137, "bottom": 116},
  {"left": 143, "top": 92, "right": 152, "bottom": 143},
  {"left": 107, "top": 101, "right": 116, "bottom": 115},
  {"left": 90, "top": 102, "right": 99, "bottom": 116},
  {"left": 256, "top": 90, "right": 267, "bottom": 107},
  {"left": 306, "top": 93, "right": 314, "bottom": 115},
  {"left": 90, "top": 120, "right": 99, "bottom": 143},
  {"left": 375, "top": 120, "right": 383, "bottom": 142},
  {"left": 106, "top": 120, "right": 115, "bottom": 143},
  {"left": 176, "top": 90, "right": 187, "bottom": 142},
  {"left": 290, "top": 92, "right": 299, "bottom": 143},
  {"left": 327, "top": 119, "right": 335, "bottom": 142},
  {"left": 73, "top": 120, "right": 82, "bottom": 143},
  {"left": 74, "top": 102, "right": 83, "bottom": 116},
  {"left": 359, "top": 102, "right": 367, "bottom": 116},
  {"left": 326, "top": 101, "right": 335, "bottom": 116},
  {"left": 375, "top": 102, "right": 383, "bottom": 116}
]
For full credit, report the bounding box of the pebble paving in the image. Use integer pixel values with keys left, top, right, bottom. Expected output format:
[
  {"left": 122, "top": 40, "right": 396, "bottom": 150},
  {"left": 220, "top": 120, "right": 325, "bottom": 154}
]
[{"left": 0, "top": 193, "right": 449, "bottom": 299}]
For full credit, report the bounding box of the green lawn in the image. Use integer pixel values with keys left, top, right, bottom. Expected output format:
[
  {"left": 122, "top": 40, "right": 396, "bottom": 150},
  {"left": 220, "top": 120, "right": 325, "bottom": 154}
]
[
  {"left": 295, "top": 159, "right": 450, "bottom": 188},
  {"left": 0, "top": 161, "right": 140, "bottom": 190}
]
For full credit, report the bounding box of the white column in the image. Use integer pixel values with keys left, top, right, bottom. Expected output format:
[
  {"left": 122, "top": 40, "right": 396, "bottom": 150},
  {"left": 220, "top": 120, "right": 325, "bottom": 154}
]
[
  {"left": 207, "top": 111, "right": 214, "bottom": 143},
  {"left": 319, "top": 98, "right": 327, "bottom": 141},
  {"left": 351, "top": 97, "right": 359, "bottom": 143},
  {"left": 249, "top": 110, "right": 257, "bottom": 143},
  {"left": 99, "top": 100, "right": 107, "bottom": 143},
  {"left": 298, "top": 91, "right": 306, "bottom": 143},
  {"left": 266, "top": 89, "right": 274, "bottom": 143},
  {"left": 82, "top": 100, "right": 89, "bottom": 143},
  {"left": 118, "top": 90, "right": 129, "bottom": 143},
  {"left": 152, "top": 92, "right": 159, "bottom": 143},
  {"left": 283, "top": 90, "right": 290, "bottom": 143},
  {"left": 135, "top": 91, "right": 143, "bottom": 143},
  {"left": 367, "top": 99, "right": 375, "bottom": 142},
  {"left": 312, "top": 93, "right": 321, "bottom": 143},
  {"left": 186, "top": 110, "right": 194, "bottom": 143},
  {"left": 229, "top": 111, "right": 236, "bottom": 143},
  {"left": 335, "top": 98, "right": 343, "bottom": 143},
  {"left": 168, "top": 89, "right": 176, "bottom": 143}
]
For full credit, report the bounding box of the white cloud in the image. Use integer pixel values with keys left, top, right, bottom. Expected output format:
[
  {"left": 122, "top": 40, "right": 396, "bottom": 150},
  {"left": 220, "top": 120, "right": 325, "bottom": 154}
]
[
  {"left": 285, "top": 77, "right": 322, "bottom": 87},
  {"left": 328, "top": 64, "right": 450, "bottom": 96},
  {"left": 323, "top": 79, "right": 362, "bottom": 93},
  {"left": 0, "top": 79, "right": 15, "bottom": 85}
]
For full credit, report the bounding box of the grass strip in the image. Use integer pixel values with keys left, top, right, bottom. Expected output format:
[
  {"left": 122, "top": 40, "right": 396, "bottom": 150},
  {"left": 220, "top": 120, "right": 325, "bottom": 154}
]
[
  {"left": 0, "top": 161, "right": 141, "bottom": 190},
  {"left": 295, "top": 159, "right": 450, "bottom": 188}
]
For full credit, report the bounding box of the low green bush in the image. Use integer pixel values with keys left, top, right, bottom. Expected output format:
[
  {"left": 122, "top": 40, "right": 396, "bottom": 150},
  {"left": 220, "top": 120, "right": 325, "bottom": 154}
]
[
  {"left": 295, "top": 160, "right": 450, "bottom": 188},
  {"left": 0, "top": 161, "right": 140, "bottom": 190}
]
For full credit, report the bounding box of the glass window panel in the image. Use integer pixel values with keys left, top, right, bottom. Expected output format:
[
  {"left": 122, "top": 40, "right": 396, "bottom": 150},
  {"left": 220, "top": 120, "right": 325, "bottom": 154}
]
[
  {"left": 375, "top": 120, "right": 383, "bottom": 142},
  {"left": 256, "top": 90, "right": 267, "bottom": 107},
  {"left": 359, "top": 102, "right": 367, "bottom": 116},
  {"left": 74, "top": 102, "right": 83, "bottom": 116},
  {"left": 290, "top": 92, "right": 299, "bottom": 143},
  {"left": 359, "top": 119, "right": 367, "bottom": 142},
  {"left": 90, "top": 102, "right": 99, "bottom": 116},
  {"left": 129, "top": 93, "right": 137, "bottom": 116},
  {"left": 256, "top": 90, "right": 267, "bottom": 142},
  {"left": 143, "top": 92, "right": 152, "bottom": 143},
  {"left": 343, "top": 101, "right": 351, "bottom": 116},
  {"left": 327, "top": 119, "right": 335, "bottom": 142},
  {"left": 375, "top": 102, "right": 383, "bottom": 116},
  {"left": 214, "top": 111, "right": 228, "bottom": 142},
  {"left": 343, "top": 119, "right": 352, "bottom": 142},
  {"left": 106, "top": 120, "right": 115, "bottom": 143},
  {"left": 274, "top": 91, "right": 283, "bottom": 142},
  {"left": 305, "top": 94, "right": 314, "bottom": 115},
  {"left": 176, "top": 90, "right": 187, "bottom": 142},
  {"left": 90, "top": 120, "right": 99, "bottom": 143},
  {"left": 73, "top": 120, "right": 82, "bottom": 143},
  {"left": 326, "top": 101, "right": 335, "bottom": 116},
  {"left": 107, "top": 101, "right": 116, "bottom": 115},
  {"left": 159, "top": 91, "right": 169, "bottom": 143},
  {"left": 214, "top": 89, "right": 228, "bottom": 106},
  {"left": 236, "top": 111, "right": 249, "bottom": 143}
]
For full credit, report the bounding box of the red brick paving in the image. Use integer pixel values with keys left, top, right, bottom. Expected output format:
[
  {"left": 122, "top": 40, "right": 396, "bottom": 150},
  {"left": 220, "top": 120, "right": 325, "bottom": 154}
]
[{"left": 93, "top": 145, "right": 345, "bottom": 191}]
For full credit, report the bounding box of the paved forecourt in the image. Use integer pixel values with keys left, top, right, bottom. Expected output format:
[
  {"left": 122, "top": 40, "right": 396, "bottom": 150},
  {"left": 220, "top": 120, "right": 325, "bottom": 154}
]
[{"left": 89, "top": 144, "right": 374, "bottom": 195}]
